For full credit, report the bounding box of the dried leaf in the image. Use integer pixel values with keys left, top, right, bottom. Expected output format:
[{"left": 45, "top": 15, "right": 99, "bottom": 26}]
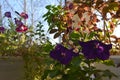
[
  {"left": 49, "top": 29, "right": 58, "bottom": 34},
  {"left": 54, "top": 32, "right": 61, "bottom": 39}
]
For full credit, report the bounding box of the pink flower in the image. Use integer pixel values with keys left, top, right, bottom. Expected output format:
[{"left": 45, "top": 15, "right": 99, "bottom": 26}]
[
  {"left": 16, "top": 25, "right": 28, "bottom": 32},
  {"left": 20, "top": 12, "right": 28, "bottom": 19}
]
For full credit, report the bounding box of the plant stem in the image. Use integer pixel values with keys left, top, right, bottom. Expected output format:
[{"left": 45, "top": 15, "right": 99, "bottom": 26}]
[{"left": 103, "top": 20, "right": 111, "bottom": 44}]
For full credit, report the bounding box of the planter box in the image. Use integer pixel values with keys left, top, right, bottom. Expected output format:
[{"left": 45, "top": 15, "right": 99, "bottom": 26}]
[
  {"left": 0, "top": 57, "right": 24, "bottom": 80},
  {"left": 95, "top": 55, "right": 120, "bottom": 80}
]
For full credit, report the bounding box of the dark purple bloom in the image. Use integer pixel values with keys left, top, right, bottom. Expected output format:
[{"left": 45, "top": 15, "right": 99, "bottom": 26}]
[
  {"left": 4, "top": 12, "right": 11, "bottom": 18},
  {"left": 69, "top": 3, "right": 74, "bottom": 9},
  {"left": 50, "top": 44, "right": 78, "bottom": 65},
  {"left": 0, "top": 26, "right": 5, "bottom": 33},
  {"left": 79, "top": 40, "right": 112, "bottom": 60},
  {"left": 14, "top": 18, "right": 23, "bottom": 27}
]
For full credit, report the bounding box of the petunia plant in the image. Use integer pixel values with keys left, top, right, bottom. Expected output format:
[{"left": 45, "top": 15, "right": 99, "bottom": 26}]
[
  {"left": 0, "top": 11, "right": 53, "bottom": 80},
  {"left": 0, "top": 11, "right": 29, "bottom": 56},
  {"left": 42, "top": 0, "right": 120, "bottom": 80}
]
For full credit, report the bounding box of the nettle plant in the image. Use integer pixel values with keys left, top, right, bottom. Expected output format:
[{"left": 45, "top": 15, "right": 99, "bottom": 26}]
[{"left": 42, "top": 0, "right": 120, "bottom": 80}]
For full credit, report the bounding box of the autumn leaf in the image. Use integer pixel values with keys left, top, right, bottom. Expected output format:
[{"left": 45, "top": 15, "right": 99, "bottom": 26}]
[
  {"left": 49, "top": 29, "right": 58, "bottom": 34},
  {"left": 54, "top": 32, "right": 61, "bottom": 38}
]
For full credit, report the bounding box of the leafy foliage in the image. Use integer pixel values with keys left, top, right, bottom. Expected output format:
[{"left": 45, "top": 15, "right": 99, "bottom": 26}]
[{"left": 42, "top": 0, "right": 120, "bottom": 80}]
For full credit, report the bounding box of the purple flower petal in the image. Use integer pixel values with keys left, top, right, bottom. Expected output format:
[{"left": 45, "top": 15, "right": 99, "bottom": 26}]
[
  {"left": 79, "top": 40, "right": 112, "bottom": 60},
  {"left": 0, "top": 26, "right": 5, "bottom": 33},
  {"left": 50, "top": 44, "right": 78, "bottom": 65}
]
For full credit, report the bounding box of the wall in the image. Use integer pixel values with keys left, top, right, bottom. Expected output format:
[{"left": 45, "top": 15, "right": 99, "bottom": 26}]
[
  {"left": 0, "top": 57, "right": 24, "bottom": 80},
  {"left": 95, "top": 56, "right": 120, "bottom": 80}
]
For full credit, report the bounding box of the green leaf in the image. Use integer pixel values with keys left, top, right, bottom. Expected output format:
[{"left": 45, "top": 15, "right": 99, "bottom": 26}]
[
  {"left": 102, "top": 60, "right": 115, "bottom": 66},
  {"left": 43, "top": 43, "right": 53, "bottom": 52},
  {"left": 71, "top": 56, "right": 82, "bottom": 67},
  {"left": 70, "top": 31, "right": 80, "bottom": 40},
  {"left": 88, "top": 32, "right": 96, "bottom": 39},
  {"left": 49, "top": 70, "right": 61, "bottom": 78},
  {"left": 45, "top": 5, "right": 51, "bottom": 9},
  {"left": 41, "top": 70, "right": 50, "bottom": 79},
  {"left": 0, "top": 34, "right": 5, "bottom": 37},
  {"left": 43, "top": 11, "right": 51, "bottom": 18},
  {"left": 102, "top": 69, "right": 118, "bottom": 79}
]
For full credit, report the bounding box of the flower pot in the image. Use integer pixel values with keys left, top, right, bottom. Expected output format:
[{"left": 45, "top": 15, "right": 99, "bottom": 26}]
[
  {"left": 0, "top": 56, "right": 24, "bottom": 80},
  {"left": 95, "top": 55, "right": 120, "bottom": 80}
]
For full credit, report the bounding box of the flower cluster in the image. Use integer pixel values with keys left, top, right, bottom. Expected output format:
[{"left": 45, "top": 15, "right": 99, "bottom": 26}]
[
  {"left": 50, "top": 40, "right": 112, "bottom": 65},
  {"left": 4, "top": 11, "right": 28, "bottom": 32},
  {"left": 50, "top": 44, "right": 79, "bottom": 65},
  {"left": 79, "top": 40, "right": 112, "bottom": 60}
]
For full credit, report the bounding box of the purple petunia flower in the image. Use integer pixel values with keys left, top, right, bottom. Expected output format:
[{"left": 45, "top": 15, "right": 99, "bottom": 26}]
[
  {"left": 0, "top": 26, "right": 5, "bottom": 33},
  {"left": 4, "top": 12, "right": 11, "bottom": 18},
  {"left": 79, "top": 40, "right": 112, "bottom": 60},
  {"left": 14, "top": 18, "right": 23, "bottom": 27},
  {"left": 50, "top": 44, "right": 79, "bottom": 65}
]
